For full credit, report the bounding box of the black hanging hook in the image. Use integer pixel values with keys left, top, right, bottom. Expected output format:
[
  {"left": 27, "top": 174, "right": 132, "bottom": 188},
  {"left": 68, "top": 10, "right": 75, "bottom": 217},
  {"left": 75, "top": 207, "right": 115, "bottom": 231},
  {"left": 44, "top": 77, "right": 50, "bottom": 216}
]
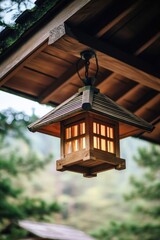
[{"left": 76, "top": 49, "right": 99, "bottom": 86}]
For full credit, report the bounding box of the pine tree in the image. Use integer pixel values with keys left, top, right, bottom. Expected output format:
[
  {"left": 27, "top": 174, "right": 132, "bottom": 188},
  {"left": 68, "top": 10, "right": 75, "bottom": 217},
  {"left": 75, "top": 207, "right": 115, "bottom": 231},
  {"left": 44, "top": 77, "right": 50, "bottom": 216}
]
[
  {"left": 0, "top": 109, "right": 60, "bottom": 240},
  {"left": 92, "top": 145, "right": 160, "bottom": 240}
]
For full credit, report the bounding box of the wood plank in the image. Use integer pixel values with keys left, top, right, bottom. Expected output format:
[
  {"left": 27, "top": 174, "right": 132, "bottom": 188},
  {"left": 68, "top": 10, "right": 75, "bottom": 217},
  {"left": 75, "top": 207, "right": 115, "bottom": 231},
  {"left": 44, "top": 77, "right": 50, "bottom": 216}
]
[
  {"left": 43, "top": 45, "right": 78, "bottom": 64},
  {"left": 79, "top": 159, "right": 103, "bottom": 167},
  {"left": 39, "top": 61, "right": 83, "bottom": 104},
  {"left": 0, "top": 0, "right": 91, "bottom": 82},
  {"left": 57, "top": 149, "right": 90, "bottom": 170},
  {"left": 96, "top": 1, "right": 142, "bottom": 38},
  {"left": 117, "top": 84, "right": 139, "bottom": 105},
  {"left": 96, "top": 34, "right": 160, "bottom": 96},
  {"left": 92, "top": 149, "right": 118, "bottom": 165},
  {"left": 135, "top": 94, "right": 160, "bottom": 117},
  {"left": 96, "top": 72, "right": 116, "bottom": 90},
  {"left": 53, "top": 25, "right": 160, "bottom": 91},
  {"left": 5, "top": 67, "right": 55, "bottom": 96},
  {"left": 68, "top": 0, "right": 112, "bottom": 27},
  {"left": 65, "top": 165, "right": 88, "bottom": 174},
  {"left": 0, "top": 41, "right": 48, "bottom": 87},
  {"left": 96, "top": 73, "right": 137, "bottom": 98},
  {"left": 90, "top": 163, "right": 114, "bottom": 174},
  {"left": 116, "top": 85, "right": 158, "bottom": 110},
  {"left": 103, "top": 0, "right": 155, "bottom": 40},
  {"left": 134, "top": 32, "right": 160, "bottom": 56},
  {"left": 26, "top": 51, "right": 72, "bottom": 79}
]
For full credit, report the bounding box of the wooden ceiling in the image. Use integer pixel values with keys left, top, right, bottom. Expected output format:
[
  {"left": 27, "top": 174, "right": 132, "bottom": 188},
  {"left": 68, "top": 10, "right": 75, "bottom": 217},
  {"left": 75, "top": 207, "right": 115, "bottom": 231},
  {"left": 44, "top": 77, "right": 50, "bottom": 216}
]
[{"left": 0, "top": 0, "right": 160, "bottom": 144}]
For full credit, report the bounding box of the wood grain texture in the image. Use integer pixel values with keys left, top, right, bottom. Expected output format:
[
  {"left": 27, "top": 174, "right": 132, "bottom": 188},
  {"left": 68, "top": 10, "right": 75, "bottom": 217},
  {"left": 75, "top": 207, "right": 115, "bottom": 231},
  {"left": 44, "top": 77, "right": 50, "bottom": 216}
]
[
  {"left": 0, "top": 0, "right": 91, "bottom": 81},
  {"left": 53, "top": 26, "right": 160, "bottom": 91},
  {"left": 39, "top": 61, "right": 83, "bottom": 104},
  {"left": 96, "top": 1, "right": 142, "bottom": 38}
]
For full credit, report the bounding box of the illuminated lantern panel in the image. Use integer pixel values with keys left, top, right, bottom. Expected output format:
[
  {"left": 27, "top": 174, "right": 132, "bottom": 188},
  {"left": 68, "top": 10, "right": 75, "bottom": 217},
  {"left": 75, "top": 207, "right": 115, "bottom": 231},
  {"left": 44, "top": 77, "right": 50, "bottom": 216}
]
[
  {"left": 93, "top": 122, "right": 114, "bottom": 153},
  {"left": 65, "top": 122, "right": 86, "bottom": 154},
  {"left": 56, "top": 112, "right": 125, "bottom": 177}
]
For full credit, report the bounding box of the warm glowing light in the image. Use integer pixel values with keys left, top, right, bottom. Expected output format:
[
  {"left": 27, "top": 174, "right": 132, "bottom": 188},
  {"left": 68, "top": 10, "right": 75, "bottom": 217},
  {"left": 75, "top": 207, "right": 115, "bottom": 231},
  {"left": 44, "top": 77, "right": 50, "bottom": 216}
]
[
  {"left": 66, "top": 141, "right": 72, "bottom": 154},
  {"left": 73, "top": 139, "right": 79, "bottom": 151},
  {"left": 80, "top": 122, "right": 85, "bottom": 134},
  {"left": 82, "top": 137, "right": 86, "bottom": 149},
  {"left": 101, "top": 125, "right": 106, "bottom": 136},
  {"left": 93, "top": 136, "right": 100, "bottom": 149},
  {"left": 107, "top": 127, "right": 113, "bottom": 138},
  {"left": 66, "top": 127, "right": 71, "bottom": 139},
  {"left": 101, "top": 139, "right": 106, "bottom": 151},
  {"left": 93, "top": 122, "right": 96, "bottom": 133},
  {"left": 107, "top": 141, "right": 114, "bottom": 153},
  {"left": 93, "top": 136, "right": 97, "bottom": 148},
  {"left": 72, "top": 125, "right": 78, "bottom": 137},
  {"left": 93, "top": 121, "right": 115, "bottom": 153},
  {"left": 65, "top": 122, "right": 86, "bottom": 154}
]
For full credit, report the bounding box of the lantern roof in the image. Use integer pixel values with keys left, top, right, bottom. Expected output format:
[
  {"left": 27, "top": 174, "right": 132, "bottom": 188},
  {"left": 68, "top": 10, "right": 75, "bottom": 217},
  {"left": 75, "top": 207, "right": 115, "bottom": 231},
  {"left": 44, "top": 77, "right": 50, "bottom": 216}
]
[{"left": 28, "top": 86, "right": 153, "bottom": 136}]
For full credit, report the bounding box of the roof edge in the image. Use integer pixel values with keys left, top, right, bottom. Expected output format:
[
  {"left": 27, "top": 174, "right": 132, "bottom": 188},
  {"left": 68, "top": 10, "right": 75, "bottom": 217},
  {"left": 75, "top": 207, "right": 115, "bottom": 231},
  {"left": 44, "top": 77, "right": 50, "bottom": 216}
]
[{"left": 28, "top": 86, "right": 154, "bottom": 134}]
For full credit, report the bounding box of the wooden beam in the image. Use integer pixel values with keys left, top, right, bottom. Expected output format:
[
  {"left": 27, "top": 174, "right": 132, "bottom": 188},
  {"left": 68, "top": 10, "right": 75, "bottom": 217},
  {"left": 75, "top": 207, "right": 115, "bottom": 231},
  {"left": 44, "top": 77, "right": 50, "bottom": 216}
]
[
  {"left": 96, "top": 72, "right": 116, "bottom": 90},
  {"left": 118, "top": 89, "right": 158, "bottom": 114},
  {"left": 0, "top": 41, "right": 48, "bottom": 87},
  {"left": 39, "top": 64, "right": 109, "bottom": 104},
  {"left": 96, "top": 33, "right": 160, "bottom": 95},
  {"left": 135, "top": 94, "right": 160, "bottom": 117},
  {"left": 0, "top": 0, "right": 91, "bottom": 82},
  {"left": 151, "top": 116, "right": 160, "bottom": 125},
  {"left": 134, "top": 32, "right": 160, "bottom": 56},
  {"left": 54, "top": 25, "right": 160, "bottom": 91},
  {"left": 96, "top": 1, "right": 142, "bottom": 38},
  {"left": 116, "top": 84, "right": 141, "bottom": 105},
  {"left": 39, "top": 62, "right": 83, "bottom": 104}
]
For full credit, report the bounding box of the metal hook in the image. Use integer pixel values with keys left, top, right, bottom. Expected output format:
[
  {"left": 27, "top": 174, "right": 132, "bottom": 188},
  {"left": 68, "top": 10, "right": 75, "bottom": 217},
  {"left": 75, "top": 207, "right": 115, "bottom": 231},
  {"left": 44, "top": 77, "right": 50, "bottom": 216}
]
[{"left": 76, "top": 49, "right": 99, "bottom": 86}]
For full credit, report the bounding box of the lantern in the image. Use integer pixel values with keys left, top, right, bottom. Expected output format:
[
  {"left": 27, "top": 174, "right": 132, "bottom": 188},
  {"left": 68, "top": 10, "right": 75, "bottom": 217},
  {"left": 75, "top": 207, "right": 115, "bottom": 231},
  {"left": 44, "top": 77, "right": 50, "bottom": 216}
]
[{"left": 28, "top": 50, "right": 153, "bottom": 177}]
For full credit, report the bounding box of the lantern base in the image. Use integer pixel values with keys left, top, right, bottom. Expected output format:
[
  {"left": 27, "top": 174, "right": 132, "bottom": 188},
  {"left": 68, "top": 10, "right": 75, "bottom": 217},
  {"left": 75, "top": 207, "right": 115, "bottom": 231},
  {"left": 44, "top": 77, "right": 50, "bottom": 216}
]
[{"left": 56, "top": 149, "right": 125, "bottom": 178}]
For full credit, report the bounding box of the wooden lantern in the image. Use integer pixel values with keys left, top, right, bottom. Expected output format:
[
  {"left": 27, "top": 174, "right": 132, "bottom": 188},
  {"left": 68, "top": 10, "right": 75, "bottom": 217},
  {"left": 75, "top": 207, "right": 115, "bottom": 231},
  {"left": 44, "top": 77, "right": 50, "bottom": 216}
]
[
  {"left": 57, "top": 110, "right": 124, "bottom": 177},
  {"left": 28, "top": 51, "right": 153, "bottom": 178},
  {"left": 28, "top": 85, "right": 153, "bottom": 178}
]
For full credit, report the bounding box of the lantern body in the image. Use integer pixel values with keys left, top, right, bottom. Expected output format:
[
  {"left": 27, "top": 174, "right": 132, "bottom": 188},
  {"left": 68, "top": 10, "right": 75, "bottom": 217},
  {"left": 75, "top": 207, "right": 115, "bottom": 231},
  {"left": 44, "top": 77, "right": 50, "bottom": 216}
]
[
  {"left": 28, "top": 85, "right": 153, "bottom": 177},
  {"left": 57, "top": 112, "right": 125, "bottom": 177}
]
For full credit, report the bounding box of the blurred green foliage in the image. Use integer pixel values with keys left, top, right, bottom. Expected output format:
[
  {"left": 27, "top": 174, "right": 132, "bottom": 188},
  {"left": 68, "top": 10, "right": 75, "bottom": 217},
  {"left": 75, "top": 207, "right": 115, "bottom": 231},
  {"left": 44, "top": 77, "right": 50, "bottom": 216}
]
[
  {"left": 0, "top": 109, "right": 61, "bottom": 240},
  {"left": 92, "top": 146, "right": 160, "bottom": 240}
]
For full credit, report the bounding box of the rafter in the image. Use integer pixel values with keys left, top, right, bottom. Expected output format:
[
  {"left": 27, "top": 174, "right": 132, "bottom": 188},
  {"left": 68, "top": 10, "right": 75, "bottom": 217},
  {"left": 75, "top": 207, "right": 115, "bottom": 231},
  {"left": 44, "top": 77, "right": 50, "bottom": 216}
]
[
  {"left": 39, "top": 62, "right": 83, "bottom": 104},
  {"left": 134, "top": 32, "right": 160, "bottom": 56},
  {"left": 96, "top": 72, "right": 117, "bottom": 91},
  {"left": 0, "top": 0, "right": 91, "bottom": 83},
  {"left": 0, "top": 41, "right": 48, "bottom": 87},
  {"left": 116, "top": 84, "right": 141, "bottom": 105},
  {"left": 96, "top": 1, "right": 143, "bottom": 38},
  {"left": 135, "top": 94, "right": 160, "bottom": 117},
  {"left": 52, "top": 24, "right": 160, "bottom": 91}
]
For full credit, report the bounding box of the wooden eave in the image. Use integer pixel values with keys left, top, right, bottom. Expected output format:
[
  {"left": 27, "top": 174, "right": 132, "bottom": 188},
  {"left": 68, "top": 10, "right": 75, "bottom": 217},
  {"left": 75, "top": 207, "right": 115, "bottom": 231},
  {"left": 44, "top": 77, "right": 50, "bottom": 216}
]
[{"left": 0, "top": 0, "right": 159, "bottom": 144}]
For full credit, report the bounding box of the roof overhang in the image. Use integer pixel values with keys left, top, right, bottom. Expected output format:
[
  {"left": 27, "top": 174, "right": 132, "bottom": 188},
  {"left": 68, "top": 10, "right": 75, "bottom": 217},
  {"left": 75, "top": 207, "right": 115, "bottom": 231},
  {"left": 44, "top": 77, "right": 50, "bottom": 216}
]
[{"left": 0, "top": 0, "right": 159, "bottom": 144}]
